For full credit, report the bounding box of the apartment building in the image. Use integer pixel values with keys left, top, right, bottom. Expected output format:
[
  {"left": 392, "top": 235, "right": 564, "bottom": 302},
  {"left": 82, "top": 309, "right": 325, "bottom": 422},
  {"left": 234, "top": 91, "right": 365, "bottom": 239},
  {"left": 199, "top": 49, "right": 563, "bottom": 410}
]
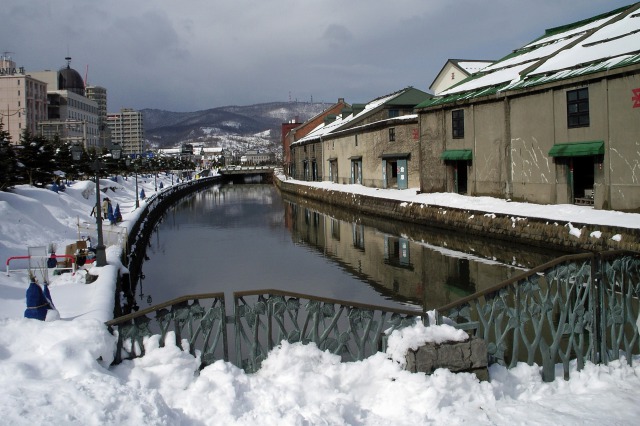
[
  {"left": 0, "top": 54, "right": 48, "bottom": 144},
  {"left": 107, "top": 108, "right": 144, "bottom": 157}
]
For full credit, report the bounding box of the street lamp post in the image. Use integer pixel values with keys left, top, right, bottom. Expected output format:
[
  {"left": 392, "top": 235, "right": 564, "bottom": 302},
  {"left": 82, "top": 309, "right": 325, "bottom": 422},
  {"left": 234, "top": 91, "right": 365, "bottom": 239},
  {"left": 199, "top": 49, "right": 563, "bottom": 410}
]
[
  {"left": 71, "top": 143, "right": 122, "bottom": 267},
  {"left": 0, "top": 106, "right": 26, "bottom": 139},
  {"left": 126, "top": 157, "right": 139, "bottom": 209},
  {"left": 135, "top": 162, "right": 140, "bottom": 208}
]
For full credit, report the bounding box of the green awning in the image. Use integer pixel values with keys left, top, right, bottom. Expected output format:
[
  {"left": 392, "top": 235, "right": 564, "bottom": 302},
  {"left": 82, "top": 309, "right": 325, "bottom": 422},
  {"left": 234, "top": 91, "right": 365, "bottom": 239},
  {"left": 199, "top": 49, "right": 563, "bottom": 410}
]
[
  {"left": 548, "top": 141, "right": 604, "bottom": 157},
  {"left": 441, "top": 149, "right": 473, "bottom": 161}
]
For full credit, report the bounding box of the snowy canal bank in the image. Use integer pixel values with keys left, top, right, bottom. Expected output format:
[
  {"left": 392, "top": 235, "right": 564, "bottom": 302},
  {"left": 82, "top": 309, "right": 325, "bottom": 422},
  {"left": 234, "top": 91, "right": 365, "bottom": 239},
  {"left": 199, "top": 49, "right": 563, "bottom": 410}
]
[{"left": 276, "top": 176, "right": 640, "bottom": 252}]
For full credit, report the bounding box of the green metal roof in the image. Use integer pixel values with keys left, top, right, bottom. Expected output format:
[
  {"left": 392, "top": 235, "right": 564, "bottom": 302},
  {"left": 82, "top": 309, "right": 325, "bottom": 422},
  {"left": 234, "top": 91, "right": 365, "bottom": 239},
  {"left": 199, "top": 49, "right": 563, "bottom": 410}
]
[
  {"left": 415, "top": 86, "right": 503, "bottom": 109},
  {"left": 417, "top": 51, "right": 640, "bottom": 110},
  {"left": 539, "top": 5, "right": 630, "bottom": 40},
  {"left": 441, "top": 149, "right": 473, "bottom": 161},
  {"left": 548, "top": 141, "right": 604, "bottom": 157},
  {"left": 504, "top": 53, "right": 640, "bottom": 92}
]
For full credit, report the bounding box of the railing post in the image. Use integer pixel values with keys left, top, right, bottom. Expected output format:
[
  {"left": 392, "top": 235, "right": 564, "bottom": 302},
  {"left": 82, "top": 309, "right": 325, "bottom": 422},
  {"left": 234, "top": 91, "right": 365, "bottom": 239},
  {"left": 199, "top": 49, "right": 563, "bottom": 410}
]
[{"left": 591, "top": 252, "right": 602, "bottom": 365}]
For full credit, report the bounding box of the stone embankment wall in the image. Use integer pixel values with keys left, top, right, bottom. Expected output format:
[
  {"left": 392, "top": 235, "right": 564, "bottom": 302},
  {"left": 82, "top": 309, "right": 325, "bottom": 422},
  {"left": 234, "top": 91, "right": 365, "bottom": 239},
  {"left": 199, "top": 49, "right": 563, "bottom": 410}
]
[{"left": 275, "top": 178, "right": 640, "bottom": 253}]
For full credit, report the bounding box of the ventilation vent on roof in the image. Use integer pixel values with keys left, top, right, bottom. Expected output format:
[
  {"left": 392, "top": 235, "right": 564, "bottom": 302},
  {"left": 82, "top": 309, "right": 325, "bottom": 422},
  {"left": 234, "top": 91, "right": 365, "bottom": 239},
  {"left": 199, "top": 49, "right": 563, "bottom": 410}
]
[
  {"left": 340, "top": 107, "right": 352, "bottom": 119},
  {"left": 324, "top": 115, "right": 337, "bottom": 125},
  {"left": 352, "top": 104, "right": 366, "bottom": 116}
]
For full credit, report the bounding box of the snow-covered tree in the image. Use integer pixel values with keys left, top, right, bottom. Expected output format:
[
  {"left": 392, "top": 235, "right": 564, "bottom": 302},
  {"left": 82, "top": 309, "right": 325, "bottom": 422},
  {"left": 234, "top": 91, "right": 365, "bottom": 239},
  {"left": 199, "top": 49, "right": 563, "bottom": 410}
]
[
  {"left": 16, "top": 130, "right": 57, "bottom": 187},
  {"left": 0, "top": 123, "right": 18, "bottom": 191}
]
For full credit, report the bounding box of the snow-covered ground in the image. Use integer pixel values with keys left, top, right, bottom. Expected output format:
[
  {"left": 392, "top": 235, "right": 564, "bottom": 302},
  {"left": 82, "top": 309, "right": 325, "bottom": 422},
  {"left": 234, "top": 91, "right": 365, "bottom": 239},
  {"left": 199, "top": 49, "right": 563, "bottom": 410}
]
[{"left": 1, "top": 174, "right": 639, "bottom": 425}]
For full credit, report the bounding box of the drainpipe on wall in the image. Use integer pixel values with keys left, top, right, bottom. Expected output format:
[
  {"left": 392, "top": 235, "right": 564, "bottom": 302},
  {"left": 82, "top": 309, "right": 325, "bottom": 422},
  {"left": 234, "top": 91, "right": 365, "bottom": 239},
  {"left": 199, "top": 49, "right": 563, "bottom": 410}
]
[
  {"left": 418, "top": 114, "right": 424, "bottom": 193},
  {"left": 504, "top": 97, "right": 513, "bottom": 199}
]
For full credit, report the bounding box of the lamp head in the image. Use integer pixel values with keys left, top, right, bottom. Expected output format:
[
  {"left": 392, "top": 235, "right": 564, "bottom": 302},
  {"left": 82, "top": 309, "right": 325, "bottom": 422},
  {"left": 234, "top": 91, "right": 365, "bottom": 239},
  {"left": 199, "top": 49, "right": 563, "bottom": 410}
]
[
  {"left": 71, "top": 144, "right": 83, "bottom": 161},
  {"left": 111, "top": 143, "right": 122, "bottom": 160}
]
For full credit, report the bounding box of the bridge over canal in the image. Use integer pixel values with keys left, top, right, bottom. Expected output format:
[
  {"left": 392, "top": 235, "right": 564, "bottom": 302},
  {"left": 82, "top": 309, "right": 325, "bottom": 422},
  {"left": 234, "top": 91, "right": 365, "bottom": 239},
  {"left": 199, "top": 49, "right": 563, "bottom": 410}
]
[{"left": 218, "top": 166, "right": 275, "bottom": 182}]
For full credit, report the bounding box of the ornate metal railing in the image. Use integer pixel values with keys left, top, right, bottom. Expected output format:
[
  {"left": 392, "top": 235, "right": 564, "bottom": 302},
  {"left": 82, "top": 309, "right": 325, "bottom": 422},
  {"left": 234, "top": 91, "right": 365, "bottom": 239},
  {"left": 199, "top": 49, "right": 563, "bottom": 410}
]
[
  {"left": 232, "top": 290, "right": 419, "bottom": 373},
  {"left": 106, "top": 290, "right": 421, "bottom": 372},
  {"left": 107, "top": 251, "right": 639, "bottom": 379},
  {"left": 106, "top": 292, "right": 228, "bottom": 369},
  {"left": 435, "top": 250, "right": 640, "bottom": 381}
]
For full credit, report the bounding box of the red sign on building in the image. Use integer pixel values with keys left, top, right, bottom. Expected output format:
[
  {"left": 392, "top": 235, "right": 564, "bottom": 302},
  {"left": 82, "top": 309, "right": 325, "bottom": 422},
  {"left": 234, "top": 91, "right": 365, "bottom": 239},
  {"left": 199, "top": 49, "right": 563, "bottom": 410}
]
[{"left": 633, "top": 88, "right": 640, "bottom": 108}]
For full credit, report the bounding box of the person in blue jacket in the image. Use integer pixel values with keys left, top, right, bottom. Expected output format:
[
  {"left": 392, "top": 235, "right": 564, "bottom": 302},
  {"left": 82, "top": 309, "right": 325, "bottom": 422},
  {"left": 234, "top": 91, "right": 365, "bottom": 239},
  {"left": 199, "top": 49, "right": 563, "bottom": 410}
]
[
  {"left": 107, "top": 201, "right": 116, "bottom": 225},
  {"left": 24, "top": 274, "right": 58, "bottom": 321},
  {"left": 114, "top": 203, "right": 122, "bottom": 223}
]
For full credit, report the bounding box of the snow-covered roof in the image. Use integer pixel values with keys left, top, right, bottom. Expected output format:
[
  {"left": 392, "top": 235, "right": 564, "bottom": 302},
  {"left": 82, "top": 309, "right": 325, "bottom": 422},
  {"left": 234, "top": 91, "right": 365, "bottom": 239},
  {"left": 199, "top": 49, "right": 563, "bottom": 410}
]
[
  {"left": 453, "top": 60, "right": 495, "bottom": 74},
  {"left": 293, "top": 89, "right": 415, "bottom": 145},
  {"left": 200, "top": 147, "right": 224, "bottom": 153},
  {"left": 423, "top": 3, "right": 640, "bottom": 105}
]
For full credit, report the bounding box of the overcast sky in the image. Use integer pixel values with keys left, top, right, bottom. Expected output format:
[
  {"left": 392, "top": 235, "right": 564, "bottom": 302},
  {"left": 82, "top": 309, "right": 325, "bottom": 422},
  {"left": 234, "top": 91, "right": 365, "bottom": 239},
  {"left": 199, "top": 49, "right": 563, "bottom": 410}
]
[{"left": 2, "top": 0, "right": 634, "bottom": 112}]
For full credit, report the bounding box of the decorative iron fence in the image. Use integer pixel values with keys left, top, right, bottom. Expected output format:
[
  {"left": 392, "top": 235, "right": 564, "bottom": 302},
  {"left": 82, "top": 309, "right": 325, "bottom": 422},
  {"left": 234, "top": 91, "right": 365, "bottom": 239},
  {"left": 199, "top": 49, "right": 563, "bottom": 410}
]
[
  {"left": 106, "top": 290, "right": 421, "bottom": 372},
  {"left": 106, "top": 293, "right": 228, "bottom": 369},
  {"left": 232, "top": 290, "right": 419, "bottom": 372},
  {"left": 435, "top": 250, "right": 640, "bottom": 381},
  {"left": 107, "top": 251, "right": 639, "bottom": 379}
]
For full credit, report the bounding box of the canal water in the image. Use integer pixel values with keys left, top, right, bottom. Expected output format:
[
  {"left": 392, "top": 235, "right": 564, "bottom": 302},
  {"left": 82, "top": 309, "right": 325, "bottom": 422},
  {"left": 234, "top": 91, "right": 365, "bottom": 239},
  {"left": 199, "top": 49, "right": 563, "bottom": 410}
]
[{"left": 133, "top": 182, "right": 564, "bottom": 312}]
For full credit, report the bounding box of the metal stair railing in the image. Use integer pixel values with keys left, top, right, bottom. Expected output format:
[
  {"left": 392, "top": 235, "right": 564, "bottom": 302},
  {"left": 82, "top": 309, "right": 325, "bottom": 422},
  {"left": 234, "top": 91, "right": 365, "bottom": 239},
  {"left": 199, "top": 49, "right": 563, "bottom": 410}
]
[{"left": 434, "top": 250, "right": 640, "bottom": 382}]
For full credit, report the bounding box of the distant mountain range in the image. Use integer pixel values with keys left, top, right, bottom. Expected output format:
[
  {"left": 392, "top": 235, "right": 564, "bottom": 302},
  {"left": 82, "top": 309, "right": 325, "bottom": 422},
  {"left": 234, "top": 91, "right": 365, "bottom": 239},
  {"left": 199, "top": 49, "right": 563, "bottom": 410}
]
[{"left": 141, "top": 102, "right": 332, "bottom": 155}]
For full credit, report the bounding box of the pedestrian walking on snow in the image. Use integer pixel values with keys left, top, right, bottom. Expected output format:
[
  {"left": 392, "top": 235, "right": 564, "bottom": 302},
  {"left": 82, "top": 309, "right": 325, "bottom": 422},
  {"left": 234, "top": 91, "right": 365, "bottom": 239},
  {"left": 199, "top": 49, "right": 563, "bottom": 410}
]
[
  {"left": 102, "top": 197, "right": 110, "bottom": 218},
  {"left": 107, "top": 201, "right": 116, "bottom": 225}
]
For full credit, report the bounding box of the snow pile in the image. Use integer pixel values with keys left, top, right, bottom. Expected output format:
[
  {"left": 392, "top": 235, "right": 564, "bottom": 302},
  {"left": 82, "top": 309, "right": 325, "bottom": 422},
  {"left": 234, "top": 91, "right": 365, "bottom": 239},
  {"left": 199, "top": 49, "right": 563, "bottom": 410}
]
[{"left": 0, "top": 318, "right": 639, "bottom": 425}]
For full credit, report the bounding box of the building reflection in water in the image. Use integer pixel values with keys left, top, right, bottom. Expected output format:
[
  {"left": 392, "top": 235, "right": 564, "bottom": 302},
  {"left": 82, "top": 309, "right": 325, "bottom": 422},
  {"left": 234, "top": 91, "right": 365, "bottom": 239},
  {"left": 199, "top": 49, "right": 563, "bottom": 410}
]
[{"left": 282, "top": 195, "right": 564, "bottom": 310}]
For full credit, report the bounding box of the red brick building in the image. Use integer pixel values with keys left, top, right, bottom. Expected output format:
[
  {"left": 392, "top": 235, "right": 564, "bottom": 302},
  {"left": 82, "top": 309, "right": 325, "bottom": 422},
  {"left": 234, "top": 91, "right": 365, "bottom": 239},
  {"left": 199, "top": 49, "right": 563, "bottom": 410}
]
[{"left": 281, "top": 98, "right": 349, "bottom": 176}]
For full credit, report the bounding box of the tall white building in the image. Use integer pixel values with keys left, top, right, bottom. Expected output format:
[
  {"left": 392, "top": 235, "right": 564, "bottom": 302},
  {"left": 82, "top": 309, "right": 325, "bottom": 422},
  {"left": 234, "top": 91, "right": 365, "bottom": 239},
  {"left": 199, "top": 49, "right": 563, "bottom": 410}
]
[
  {"left": 86, "top": 85, "right": 111, "bottom": 148},
  {"left": 107, "top": 108, "right": 144, "bottom": 157},
  {"left": 0, "top": 54, "right": 48, "bottom": 144}
]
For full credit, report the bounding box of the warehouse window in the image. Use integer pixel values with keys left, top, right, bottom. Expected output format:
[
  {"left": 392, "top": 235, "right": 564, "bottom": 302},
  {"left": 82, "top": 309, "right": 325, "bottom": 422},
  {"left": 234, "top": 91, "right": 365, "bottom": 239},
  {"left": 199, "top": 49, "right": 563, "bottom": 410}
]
[
  {"left": 452, "top": 109, "right": 464, "bottom": 138},
  {"left": 567, "top": 88, "right": 589, "bottom": 128}
]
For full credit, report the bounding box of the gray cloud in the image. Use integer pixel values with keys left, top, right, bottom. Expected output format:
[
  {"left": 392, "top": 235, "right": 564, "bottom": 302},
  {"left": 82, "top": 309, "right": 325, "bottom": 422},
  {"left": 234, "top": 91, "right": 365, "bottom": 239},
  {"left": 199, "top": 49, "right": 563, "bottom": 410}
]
[
  {"left": 322, "top": 24, "right": 355, "bottom": 49},
  {"left": 0, "top": 0, "right": 632, "bottom": 112}
]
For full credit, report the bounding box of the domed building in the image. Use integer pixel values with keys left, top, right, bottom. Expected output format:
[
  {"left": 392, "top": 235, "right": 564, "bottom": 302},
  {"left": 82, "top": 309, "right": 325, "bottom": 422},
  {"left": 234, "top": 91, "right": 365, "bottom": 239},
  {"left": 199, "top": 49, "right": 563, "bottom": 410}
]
[
  {"left": 58, "top": 57, "right": 85, "bottom": 96},
  {"left": 30, "top": 58, "right": 101, "bottom": 149}
]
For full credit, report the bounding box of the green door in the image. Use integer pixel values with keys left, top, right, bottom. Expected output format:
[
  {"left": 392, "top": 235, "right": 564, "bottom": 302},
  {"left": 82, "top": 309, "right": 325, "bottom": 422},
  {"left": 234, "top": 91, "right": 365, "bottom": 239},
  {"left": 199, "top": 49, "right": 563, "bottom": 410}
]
[{"left": 397, "top": 159, "right": 408, "bottom": 189}]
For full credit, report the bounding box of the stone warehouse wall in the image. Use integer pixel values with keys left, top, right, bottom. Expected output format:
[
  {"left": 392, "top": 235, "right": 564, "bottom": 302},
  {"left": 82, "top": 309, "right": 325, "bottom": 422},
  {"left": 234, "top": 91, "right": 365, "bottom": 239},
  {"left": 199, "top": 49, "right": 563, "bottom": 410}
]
[{"left": 276, "top": 178, "right": 640, "bottom": 253}]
